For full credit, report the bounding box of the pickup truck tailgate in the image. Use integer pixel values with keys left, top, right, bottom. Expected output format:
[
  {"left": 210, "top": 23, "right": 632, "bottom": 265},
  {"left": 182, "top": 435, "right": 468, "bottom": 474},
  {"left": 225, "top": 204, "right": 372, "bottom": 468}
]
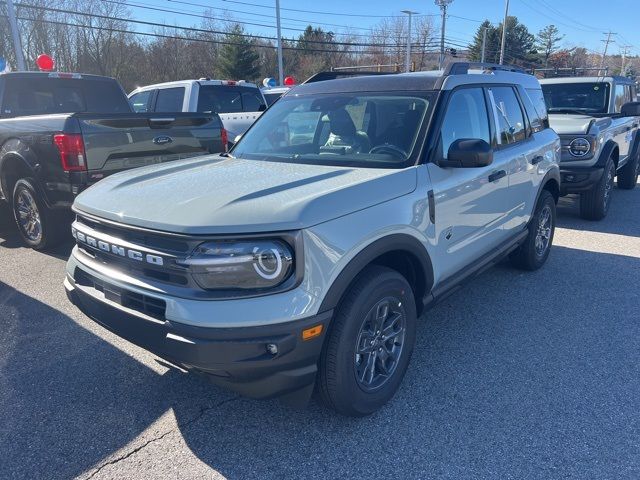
[{"left": 75, "top": 113, "right": 222, "bottom": 174}]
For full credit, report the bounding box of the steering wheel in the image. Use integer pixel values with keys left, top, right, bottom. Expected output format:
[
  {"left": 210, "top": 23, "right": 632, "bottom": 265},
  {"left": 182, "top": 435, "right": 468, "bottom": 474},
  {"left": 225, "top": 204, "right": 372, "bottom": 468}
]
[{"left": 369, "top": 144, "right": 407, "bottom": 159}]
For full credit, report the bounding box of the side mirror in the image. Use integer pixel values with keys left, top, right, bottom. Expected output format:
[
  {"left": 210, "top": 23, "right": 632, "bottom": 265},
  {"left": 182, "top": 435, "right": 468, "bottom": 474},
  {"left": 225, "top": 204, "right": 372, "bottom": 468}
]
[
  {"left": 439, "top": 138, "right": 493, "bottom": 168},
  {"left": 621, "top": 101, "right": 640, "bottom": 117}
]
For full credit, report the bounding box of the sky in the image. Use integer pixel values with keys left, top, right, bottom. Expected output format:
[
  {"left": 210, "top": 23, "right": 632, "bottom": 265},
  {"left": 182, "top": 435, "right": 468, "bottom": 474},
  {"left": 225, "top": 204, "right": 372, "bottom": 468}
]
[{"left": 136, "top": 0, "right": 639, "bottom": 57}]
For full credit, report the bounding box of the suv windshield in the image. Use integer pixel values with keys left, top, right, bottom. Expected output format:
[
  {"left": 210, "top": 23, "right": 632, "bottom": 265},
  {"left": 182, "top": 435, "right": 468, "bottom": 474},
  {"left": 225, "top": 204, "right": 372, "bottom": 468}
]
[
  {"left": 541, "top": 82, "right": 610, "bottom": 114},
  {"left": 231, "top": 92, "right": 433, "bottom": 168},
  {"left": 197, "top": 85, "right": 266, "bottom": 113}
]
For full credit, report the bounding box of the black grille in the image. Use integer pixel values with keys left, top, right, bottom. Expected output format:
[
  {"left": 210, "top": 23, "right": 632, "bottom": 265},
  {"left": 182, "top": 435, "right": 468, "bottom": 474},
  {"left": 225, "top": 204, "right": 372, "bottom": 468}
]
[
  {"left": 75, "top": 269, "right": 166, "bottom": 320},
  {"left": 75, "top": 214, "right": 193, "bottom": 287}
]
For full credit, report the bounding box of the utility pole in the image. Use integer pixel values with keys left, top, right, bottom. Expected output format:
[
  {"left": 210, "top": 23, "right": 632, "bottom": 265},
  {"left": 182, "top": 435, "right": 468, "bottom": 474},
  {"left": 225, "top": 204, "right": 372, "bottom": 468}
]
[
  {"left": 401, "top": 10, "right": 418, "bottom": 73},
  {"left": 275, "top": 0, "right": 284, "bottom": 86},
  {"left": 6, "top": 0, "right": 26, "bottom": 71},
  {"left": 620, "top": 45, "right": 632, "bottom": 75},
  {"left": 480, "top": 27, "right": 488, "bottom": 63},
  {"left": 435, "top": 0, "right": 453, "bottom": 70},
  {"left": 599, "top": 31, "right": 615, "bottom": 75},
  {"left": 499, "top": 0, "right": 509, "bottom": 65}
]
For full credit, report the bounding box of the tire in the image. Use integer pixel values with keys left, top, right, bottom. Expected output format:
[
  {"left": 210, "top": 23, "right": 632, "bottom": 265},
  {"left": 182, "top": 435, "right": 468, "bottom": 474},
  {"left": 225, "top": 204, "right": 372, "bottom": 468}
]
[
  {"left": 12, "top": 178, "right": 64, "bottom": 250},
  {"left": 579, "top": 156, "right": 615, "bottom": 220},
  {"left": 510, "top": 189, "right": 556, "bottom": 271},
  {"left": 617, "top": 151, "right": 639, "bottom": 190},
  {"left": 318, "top": 265, "right": 417, "bottom": 417}
]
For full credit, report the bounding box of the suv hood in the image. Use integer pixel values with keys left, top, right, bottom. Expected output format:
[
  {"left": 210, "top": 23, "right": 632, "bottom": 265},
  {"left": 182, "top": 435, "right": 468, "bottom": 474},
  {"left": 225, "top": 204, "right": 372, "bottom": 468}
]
[
  {"left": 73, "top": 155, "right": 417, "bottom": 234},
  {"left": 548, "top": 114, "right": 595, "bottom": 135}
]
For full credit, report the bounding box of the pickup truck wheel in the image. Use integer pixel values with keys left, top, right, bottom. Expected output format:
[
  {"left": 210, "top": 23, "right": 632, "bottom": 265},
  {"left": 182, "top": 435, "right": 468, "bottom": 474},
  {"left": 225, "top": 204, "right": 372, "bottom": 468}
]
[
  {"left": 510, "top": 189, "right": 556, "bottom": 271},
  {"left": 318, "top": 265, "right": 416, "bottom": 417},
  {"left": 12, "top": 178, "right": 64, "bottom": 250},
  {"left": 617, "top": 152, "right": 639, "bottom": 190},
  {"left": 579, "top": 156, "right": 615, "bottom": 220}
]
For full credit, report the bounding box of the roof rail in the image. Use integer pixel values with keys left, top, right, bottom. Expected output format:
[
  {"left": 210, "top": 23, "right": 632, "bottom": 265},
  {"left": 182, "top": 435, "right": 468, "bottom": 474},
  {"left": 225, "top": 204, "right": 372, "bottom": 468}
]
[
  {"left": 532, "top": 67, "right": 608, "bottom": 78},
  {"left": 303, "top": 70, "right": 396, "bottom": 84},
  {"left": 443, "top": 62, "right": 526, "bottom": 76}
]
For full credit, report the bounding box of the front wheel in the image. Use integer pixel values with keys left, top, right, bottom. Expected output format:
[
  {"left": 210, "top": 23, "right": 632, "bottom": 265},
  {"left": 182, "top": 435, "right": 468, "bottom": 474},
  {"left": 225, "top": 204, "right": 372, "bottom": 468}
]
[
  {"left": 579, "top": 157, "right": 615, "bottom": 220},
  {"left": 318, "top": 266, "right": 417, "bottom": 416},
  {"left": 12, "top": 178, "right": 64, "bottom": 250},
  {"left": 510, "top": 189, "right": 556, "bottom": 271}
]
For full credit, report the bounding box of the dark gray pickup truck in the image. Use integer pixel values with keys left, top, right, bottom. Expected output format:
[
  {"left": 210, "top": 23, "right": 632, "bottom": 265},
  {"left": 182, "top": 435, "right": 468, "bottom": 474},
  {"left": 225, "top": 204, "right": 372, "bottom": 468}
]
[{"left": 0, "top": 71, "right": 226, "bottom": 249}]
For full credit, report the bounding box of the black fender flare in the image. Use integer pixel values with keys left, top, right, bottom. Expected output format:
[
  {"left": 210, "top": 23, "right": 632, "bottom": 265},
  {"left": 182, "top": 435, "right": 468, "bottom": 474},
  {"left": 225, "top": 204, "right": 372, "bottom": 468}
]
[
  {"left": 318, "top": 233, "right": 434, "bottom": 313},
  {"left": 627, "top": 129, "right": 640, "bottom": 163},
  {"left": 535, "top": 167, "right": 561, "bottom": 206},
  {"left": 594, "top": 140, "right": 619, "bottom": 169},
  {"left": 0, "top": 139, "right": 37, "bottom": 200}
]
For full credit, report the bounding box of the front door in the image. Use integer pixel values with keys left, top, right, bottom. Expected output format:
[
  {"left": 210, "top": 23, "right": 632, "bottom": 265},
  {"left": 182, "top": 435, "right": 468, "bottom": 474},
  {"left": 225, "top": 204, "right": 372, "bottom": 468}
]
[{"left": 426, "top": 86, "right": 513, "bottom": 281}]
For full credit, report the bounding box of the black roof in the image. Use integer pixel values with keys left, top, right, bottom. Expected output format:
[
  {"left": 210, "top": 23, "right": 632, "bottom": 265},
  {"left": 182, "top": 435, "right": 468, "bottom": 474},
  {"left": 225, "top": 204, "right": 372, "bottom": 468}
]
[{"left": 292, "top": 73, "right": 439, "bottom": 95}]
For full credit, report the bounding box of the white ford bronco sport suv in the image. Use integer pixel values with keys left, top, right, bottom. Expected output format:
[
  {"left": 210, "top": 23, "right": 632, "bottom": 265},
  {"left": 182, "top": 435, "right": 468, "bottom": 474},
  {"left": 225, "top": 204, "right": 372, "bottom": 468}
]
[
  {"left": 65, "top": 63, "right": 561, "bottom": 416},
  {"left": 540, "top": 76, "right": 640, "bottom": 219}
]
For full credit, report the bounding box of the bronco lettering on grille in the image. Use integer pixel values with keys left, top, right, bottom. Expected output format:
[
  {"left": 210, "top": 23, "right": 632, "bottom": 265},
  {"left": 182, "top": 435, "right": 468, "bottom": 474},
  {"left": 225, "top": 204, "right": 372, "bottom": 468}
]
[{"left": 72, "top": 227, "right": 164, "bottom": 266}]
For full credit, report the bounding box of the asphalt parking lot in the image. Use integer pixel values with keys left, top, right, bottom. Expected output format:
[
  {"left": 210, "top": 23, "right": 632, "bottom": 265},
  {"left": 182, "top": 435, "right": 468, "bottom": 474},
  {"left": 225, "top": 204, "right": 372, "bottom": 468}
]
[{"left": 1, "top": 185, "right": 639, "bottom": 480}]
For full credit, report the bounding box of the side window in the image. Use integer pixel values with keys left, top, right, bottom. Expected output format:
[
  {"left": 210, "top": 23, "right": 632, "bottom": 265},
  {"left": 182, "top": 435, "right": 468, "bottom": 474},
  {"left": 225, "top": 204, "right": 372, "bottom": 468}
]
[
  {"left": 154, "top": 87, "right": 185, "bottom": 112},
  {"left": 129, "top": 91, "right": 153, "bottom": 113},
  {"left": 614, "top": 84, "right": 626, "bottom": 112},
  {"left": 525, "top": 88, "right": 549, "bottom": 131},
  {"left": 438, "top": 87, "right": 490, "bottom": 160},
  {"left": 489, "top": 86, "right": 526, "bottom": 145}
]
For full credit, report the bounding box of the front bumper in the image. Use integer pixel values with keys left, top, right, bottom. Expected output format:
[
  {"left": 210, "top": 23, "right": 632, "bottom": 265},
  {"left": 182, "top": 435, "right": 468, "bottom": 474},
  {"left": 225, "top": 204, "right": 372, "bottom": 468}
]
[
  {"left": 559, "top": 165, "right": 604, "bottom": 195},
  {"left": 65, "top": 271, "right": 332, "bottom": 401}
]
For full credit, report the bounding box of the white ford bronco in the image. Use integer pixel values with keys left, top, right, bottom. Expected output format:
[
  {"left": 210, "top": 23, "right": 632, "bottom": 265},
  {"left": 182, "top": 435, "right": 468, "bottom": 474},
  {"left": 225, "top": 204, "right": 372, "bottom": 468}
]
[
  {"left": 66, "top": 63, "right": 561, "bottom": 416},
  {"left": 540, "top": 76, "right": 640, "bottom": 219}
]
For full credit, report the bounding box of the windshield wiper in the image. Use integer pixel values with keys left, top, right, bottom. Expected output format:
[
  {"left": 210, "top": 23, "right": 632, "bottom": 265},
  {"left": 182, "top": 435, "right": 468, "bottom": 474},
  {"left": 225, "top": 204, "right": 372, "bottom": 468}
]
[
  {"left": 219, "top": 152, "right": 234, "bottom": 158},
  {"left": 548, "top": 108, "right": 594, "bottom": 115}
]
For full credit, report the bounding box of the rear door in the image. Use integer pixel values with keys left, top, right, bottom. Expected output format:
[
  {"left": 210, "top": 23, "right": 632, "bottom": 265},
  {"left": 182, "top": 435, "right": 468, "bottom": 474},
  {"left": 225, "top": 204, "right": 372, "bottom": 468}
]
[
  {"left": 76, "top": 113, "right": 222, "bottom": 180},
  {"left": 426, "top": 86, "right": 512, "bottom": 280},
  {"left": 612, "top": 83, "right": 634, "bottom": 164},
  {"left": 486, "top": 85, "right": 538, "bottom": 233}
]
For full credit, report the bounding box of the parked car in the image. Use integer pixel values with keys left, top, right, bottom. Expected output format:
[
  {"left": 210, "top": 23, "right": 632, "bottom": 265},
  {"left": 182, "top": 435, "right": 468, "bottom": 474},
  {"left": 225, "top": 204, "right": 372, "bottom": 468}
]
[
  {"left": 65, "top": 63, "right": 560, "bottom": 416},
  {"left": 540, "top": 76, "right": 640, "bottom": 219},
  {"left": 0, "top": 71, "right": 226, "bottom": 249},
  {"left": 261, "top": 86, "right": 291, "bottom": 106},
  {"left": 129, "top": 79, "right": 267, "bottom": 146}
]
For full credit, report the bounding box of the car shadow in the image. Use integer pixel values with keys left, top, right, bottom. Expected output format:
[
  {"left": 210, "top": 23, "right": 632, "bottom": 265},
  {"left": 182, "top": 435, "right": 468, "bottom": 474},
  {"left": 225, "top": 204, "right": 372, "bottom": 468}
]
[
  {"left": 556, "top": 182, "right": 640, "bottom": 237},
  {"left": 0, "top": 281, "right": 236, "bottom": 480}
]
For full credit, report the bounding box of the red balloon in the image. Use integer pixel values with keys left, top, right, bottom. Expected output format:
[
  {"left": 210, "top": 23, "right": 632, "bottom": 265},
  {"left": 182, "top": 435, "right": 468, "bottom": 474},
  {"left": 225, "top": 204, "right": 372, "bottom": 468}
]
[
  {"left": 36, "top": 54, "right": 55, "bottom": 71},
  {"left": 283, "top": 76, "right": 296, "bottom": 86}
]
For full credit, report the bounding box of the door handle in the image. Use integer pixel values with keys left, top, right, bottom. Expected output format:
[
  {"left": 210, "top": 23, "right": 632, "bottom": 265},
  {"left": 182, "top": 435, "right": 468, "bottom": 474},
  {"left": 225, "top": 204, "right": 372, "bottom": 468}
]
[
  {"left": 488, "top": 170, "right": 506, "bottom": 182},
  {"left": 531, "top": 155, "right": 544, "bottom": 165}
]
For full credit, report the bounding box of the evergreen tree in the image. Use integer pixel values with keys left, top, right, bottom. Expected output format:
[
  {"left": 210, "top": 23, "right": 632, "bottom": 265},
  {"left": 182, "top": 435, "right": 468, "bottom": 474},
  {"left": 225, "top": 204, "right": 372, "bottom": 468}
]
[
  {"left": 218, "top": 25, "right": 260, "bottom": 80},
  {"left": 536, "top": 25, "right": 564, "bottom": 67}
]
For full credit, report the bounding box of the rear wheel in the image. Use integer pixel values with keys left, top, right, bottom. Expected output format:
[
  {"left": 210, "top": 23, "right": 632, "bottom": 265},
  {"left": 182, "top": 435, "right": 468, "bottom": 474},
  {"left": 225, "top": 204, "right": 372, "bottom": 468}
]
[
  {"left": 580, "top": 156, "right": 615, "bottom": 220},
  {"left": 318, "top": 266, "right": 417, "bottom": 417},
  {"left": 511, "top": 189, "right": 556, "bottom": 271},
  {"left": 617, "top": 152, "right": 639, "bottom": 190},
  {"left": 12, "top": 178, "right": 64, "bottom": 250}
]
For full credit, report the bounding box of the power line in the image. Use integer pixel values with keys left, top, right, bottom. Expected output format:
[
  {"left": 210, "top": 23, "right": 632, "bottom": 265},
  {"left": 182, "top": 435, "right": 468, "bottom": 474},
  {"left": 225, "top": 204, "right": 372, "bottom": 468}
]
[{"left": 16, "top": 2, "right": 440, "bottom": 49}]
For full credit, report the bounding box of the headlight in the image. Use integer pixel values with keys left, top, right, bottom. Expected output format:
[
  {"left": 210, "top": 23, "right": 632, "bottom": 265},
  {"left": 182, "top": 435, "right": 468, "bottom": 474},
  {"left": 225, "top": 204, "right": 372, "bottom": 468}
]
[
  {"left": 568, "top": 137, "right": 591, "bottom": 157},
  {"left": 179, "top": 240, "right": 294, "bottom": 290}
]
